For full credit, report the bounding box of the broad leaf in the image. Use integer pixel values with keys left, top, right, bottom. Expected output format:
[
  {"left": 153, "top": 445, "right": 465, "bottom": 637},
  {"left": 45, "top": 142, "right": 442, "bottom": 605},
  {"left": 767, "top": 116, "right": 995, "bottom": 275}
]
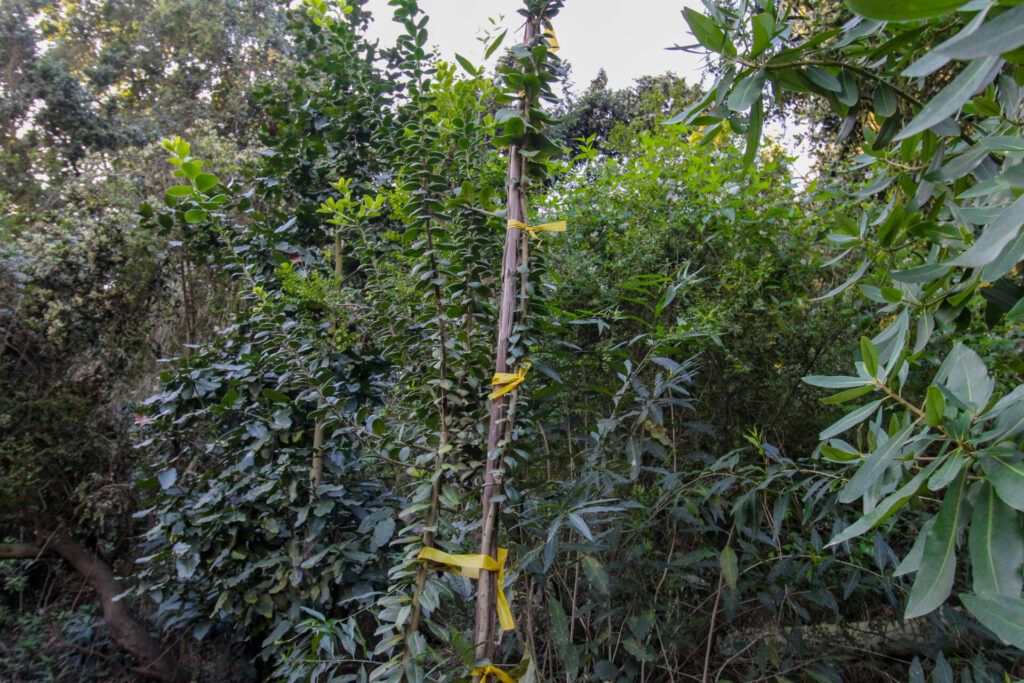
[
  {"left": 961, "top": 593, "right": 1024, "bottom": 649},
  {"left": 684, "top": 8, "right": 728, "bottom": 53},
  {"left": 729, "top": 70, "right": 766, "bottom": 112},
  {"left": 981, "top": 451, "right": 1024, "bottom": 512},
  {"left": 194, "top": 173, "right": 219, "bottom": 193},
  {"left": 969, "top": 482, "right": 1023, "bottom": 596},
  {"left": 936, "top": 342, "right": 994, "bottom": 412},
  {"left": 581, "top": 555, "right": 611, "bottom": 595},
  {"left": 905, "top": 469, "right": 967, "bottom": 619}
]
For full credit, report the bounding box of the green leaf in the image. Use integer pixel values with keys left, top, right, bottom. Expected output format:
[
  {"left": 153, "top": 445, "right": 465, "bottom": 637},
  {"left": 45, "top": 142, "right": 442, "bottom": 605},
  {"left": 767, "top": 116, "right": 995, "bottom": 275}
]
[
  {"left": 158, "top": 468, "right": 178, "bottom": 489},
  {"left": 981, "top": 451, "right": 1024, "bottom": 512},
  {"left": 684, "top": 8, "right": 727, "bottom": 53},
  {"left": 969, "top": 482, "right": 1023, "bottom": 596},
  {"left": 484, "top": 29, "right": 507, "bottom": 59},
  {"left": 936, "top": 342, "right": 994, "bottom": 412},
  {"left": 873, "top": 82, "right": 897, "bottom": 117},
  {"left": 566, "top": 512, "right": 593, "bottom": 541},
  {"left": 896, "top": 517, "right": 936, "bottom": 576},
  {"left": 981, "top": 136, "right": 1024, "bottom": 153},
  {"left": 728, "top": 70, "right": 766, "bottom": 112},
  {"left": 184, "top": 209, "right": 207, "bottom": 223},
  {"left": 751, "top": 13, "right": 773, "bottom": 57},
  {"left": 581, "top": 555, "right": 611, "bottom": 595},
  {"left": 720, "top": 545, "right": 738, "bottom": 590},
  {"left": 663, "top": 89, "right": 715, "bottom": 126},
  {"left": 742, "top": 97, "right": 763, "bottom": 167},
  {"left": 166, "top": 185, "right": 192, "bottom": 197},
  {"left": 925, "top": 386, "right": 945, "bottom": 427},
  {"left": 845, "top": 0, "right": 968, "bottom": 21},
  {"left": 804, "top": 375, "right": 874, "bottom": 389},
  {"left": 905, "top": 468, "right": 967, "bottom": 619},
  {"left": 828, "top": 456, "right": 944, "bottom": 546},
  {"left": 805, "top": 66, "right": 841, "bottom": 92},
  {"left": 821, "top": 444, "right": 861, "bottom": 462},
  {"left": 860, "top": 336, "right": 879, "bottom": 377},
  {"left": 548, "top": 599, "right": 579, "bottom": 677},
  {"left": 960, "top": 593, "right": 1024, "bottom": 649},
  {"left": 811, "top": 258, "right": 870, "bottom": 301},
  {"left": 194, "top": 173, "right": 219, "bottom": 193},
  {"left": 821, "top": 383, "right": 875, "bottom": 405},
  {"left": 837, "top": 69, "right": 859, "bottom": 106},
  {"left": 839, "top": 423, "right": 916, "bottom": 504},
  {"left": 895, "top": 56, "right": 1002, "bottom": 141},
  {"left": 454, "top": 53, "right": 478, "bottom": 75},
  {"left": 370, "top": 516, "right": 395, "bottom": 551},
  {"left": 820, "top": 400, "right": 883, "bottom": 441},
  {"left": 262, "top": 389, "right": 290, "bottom": 404},
  {"left": 936, "top": 4, "right": 1024, "bottom": 59},
  {"left": 949, "top": 194, "right": 1024, "bottom": 269}
]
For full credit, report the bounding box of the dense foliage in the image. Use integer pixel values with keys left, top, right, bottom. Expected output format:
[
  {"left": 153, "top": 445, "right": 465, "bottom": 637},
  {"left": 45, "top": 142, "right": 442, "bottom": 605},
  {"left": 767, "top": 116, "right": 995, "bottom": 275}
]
[{"left": 1, "top": 0, "right": 1023, "bottom": 681}]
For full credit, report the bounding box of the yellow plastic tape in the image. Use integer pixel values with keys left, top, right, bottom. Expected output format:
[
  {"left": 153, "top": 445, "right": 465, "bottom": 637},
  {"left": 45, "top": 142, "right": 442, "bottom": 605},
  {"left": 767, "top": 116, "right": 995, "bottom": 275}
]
[
  {"left": 471, "top": 664, "right": 517, "bottom": 683},
  {"left": 488, "top": 361, "right": 531, "bottom": 400},
  {"left": 417, "top": 547, "right": 514, "bottom": 631},
  {"left": 507, "top": 219, "right": 566, "bottom": 244},
  {"left": 543, "top": 28, "right": 560, "bottom": 51}
]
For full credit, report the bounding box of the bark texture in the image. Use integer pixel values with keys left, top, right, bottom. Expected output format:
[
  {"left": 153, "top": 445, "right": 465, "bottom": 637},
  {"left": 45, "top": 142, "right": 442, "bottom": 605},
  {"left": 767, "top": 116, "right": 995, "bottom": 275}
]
[{"left": 1, "top": 536, "right": 186, "bottom": 682}]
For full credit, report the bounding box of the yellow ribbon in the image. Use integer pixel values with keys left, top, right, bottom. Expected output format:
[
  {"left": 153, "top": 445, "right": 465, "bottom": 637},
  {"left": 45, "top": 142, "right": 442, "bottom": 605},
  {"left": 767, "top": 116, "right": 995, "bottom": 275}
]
[
  {"left": 417, "top": 547, "right": 514, "bottom": 631},
  {"left": 506, "top": 219, "right": 566, "bottom": 245},
  {"left": 543, "top": 28, "right": 559, "bottom": 51},
  {"left": 488, "top": 361, "right": 531, "bottom": 400},
  {"left": 471, "top": 664, "right": 517, "bottom": 683}
]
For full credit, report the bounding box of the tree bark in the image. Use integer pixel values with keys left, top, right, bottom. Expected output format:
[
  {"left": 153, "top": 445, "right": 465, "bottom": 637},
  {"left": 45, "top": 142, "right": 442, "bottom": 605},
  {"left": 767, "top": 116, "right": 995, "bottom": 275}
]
[{"left": 0, "top": 536, "right": 186, "bottom": 682}]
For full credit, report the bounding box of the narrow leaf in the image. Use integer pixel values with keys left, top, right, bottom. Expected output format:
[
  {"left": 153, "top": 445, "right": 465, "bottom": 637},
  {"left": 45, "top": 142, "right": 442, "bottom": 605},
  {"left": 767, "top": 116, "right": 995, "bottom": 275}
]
[
  {"left": 820, "top": 400, "right": 883, "bottom": 441},
  {"left": 720, "top": 546, "right": 739, "bottom": 590},
  {"left": 811, "top": 259, "right": 870, "bottom": 301},
  {"left": 936, "top": 4, "right": 1024, "bottom": 59},
  {"left": 839, "top": 423, "right": 917, "bottom": 504},
  {"left": 743, "top": 97, "right": 763, "bottom": 167},
  {"left": 828, "top": 456, "right": 944, "bottom": 546},
  {"left": 845, "top": 0, "right": 968, "bottom": 21},
  {"left": 895, "top": 56, "right": 1002, "bottom": 141},
  {"left": 860, "top": 336, "right": 879, "bottom": 377},
  {"left": 949, "top": 194, "right": 1024, "bottom": 268},
  {"left": 904, "top": 469, "right": 967, "bottom": 619},
  {"left": 925, "top": 386, "right": 945, "bottom": 427}
]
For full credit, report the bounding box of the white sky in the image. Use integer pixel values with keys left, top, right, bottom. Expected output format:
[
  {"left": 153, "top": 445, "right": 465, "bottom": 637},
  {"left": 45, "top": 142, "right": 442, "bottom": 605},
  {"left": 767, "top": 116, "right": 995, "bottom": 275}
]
[{"left": 362, "top": 0, "right": 708, "bottom": 92}]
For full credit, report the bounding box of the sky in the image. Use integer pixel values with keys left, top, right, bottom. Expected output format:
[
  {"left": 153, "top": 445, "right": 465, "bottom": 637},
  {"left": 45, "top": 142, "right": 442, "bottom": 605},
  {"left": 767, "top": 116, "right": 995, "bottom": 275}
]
[{"left": 361, "top": 0, "right": 708, "bottom": 92}]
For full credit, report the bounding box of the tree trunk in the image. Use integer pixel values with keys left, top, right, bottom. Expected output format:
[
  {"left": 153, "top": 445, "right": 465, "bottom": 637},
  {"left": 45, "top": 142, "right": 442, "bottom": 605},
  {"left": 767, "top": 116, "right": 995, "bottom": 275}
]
[{"left": 0, "top": 536, "right": 186, "bottom": 682}]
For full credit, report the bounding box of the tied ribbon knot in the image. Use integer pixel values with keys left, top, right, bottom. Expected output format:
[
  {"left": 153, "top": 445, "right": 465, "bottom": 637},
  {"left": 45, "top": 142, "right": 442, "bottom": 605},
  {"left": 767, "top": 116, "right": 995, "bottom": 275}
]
[
  {"left": 506, "top": 219, "right": 566, "bottom": 245},
  {"left": 488, "top": 361, "right": 531, "bottom": 400},
  {"left": 471, "top": 664, "right": 517, "bottom": 683},
  {"left": 416, "top": 547, "right": 514, "bottom": 631}
]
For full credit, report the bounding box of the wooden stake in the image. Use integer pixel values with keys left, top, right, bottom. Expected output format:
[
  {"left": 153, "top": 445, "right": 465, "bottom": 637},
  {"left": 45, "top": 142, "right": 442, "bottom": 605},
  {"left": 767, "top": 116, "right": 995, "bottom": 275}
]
[{"left": 472, "top": 15, "right": 538, "bottom": 674}]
